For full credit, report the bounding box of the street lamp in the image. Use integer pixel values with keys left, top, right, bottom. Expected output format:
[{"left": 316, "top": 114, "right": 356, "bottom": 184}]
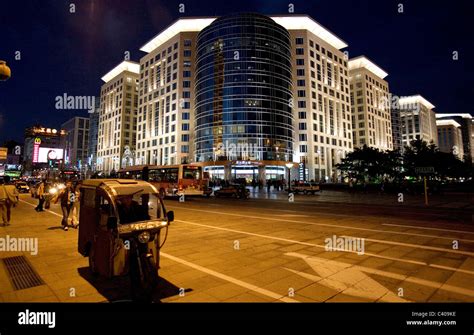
[
  {"left": 0, "top": 60, "right": 11, "bottom": 81},
  {"left": 285, "top": 162, "right": 293, "bottom": 192}
]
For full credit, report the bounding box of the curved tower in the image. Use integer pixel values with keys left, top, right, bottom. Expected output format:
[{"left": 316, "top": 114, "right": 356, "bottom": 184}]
[{"left": 195, "top": 13, "right": 294, "bottom": 163}]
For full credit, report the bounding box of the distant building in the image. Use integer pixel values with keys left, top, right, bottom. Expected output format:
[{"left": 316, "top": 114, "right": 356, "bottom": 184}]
[
  {"left": 61, "top": 116, "right": 90, "bottom": 170},
  {"left": 436, "top": 119, "right": 464, "bottom": 159},
  {"left": 348, "top": 56, "right": 392, "bottom": 151},
  {"left": 399, "top": 95, "right": 437, "bottom": 147},
  {"left": 87, "top": 98, "right": 100, "bottom": 171},
  {"left": 97, "top": 61, "right": 139, "bottom": 174},
  {"left": 436, "top": 113, "right": 474, "bottom": 163}
]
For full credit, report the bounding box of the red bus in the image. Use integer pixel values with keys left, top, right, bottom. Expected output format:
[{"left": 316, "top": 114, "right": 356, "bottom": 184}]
[{"left": 118, "top": 164, "right": 211, "bottom": 197}]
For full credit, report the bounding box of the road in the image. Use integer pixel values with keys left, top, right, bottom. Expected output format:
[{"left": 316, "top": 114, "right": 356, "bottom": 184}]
[{"left": 0, "top": 192, "right": 473, "bottom": 302}]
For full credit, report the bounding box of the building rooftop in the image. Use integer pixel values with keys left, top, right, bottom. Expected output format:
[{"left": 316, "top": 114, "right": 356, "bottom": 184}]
[
  {"left": 140, "top": 15, "right": 348, "bottom": 53},
  {"left": 436, "top": 119, "right": 462, "bottom": 128},
  {"left": 399, "top": 95, "right": 435, "bottom": 110},
  {"left": 270, "top": 15, "right": 347, "bottom": 50},
  {"left": 436, "top": 113, "right": 473, "bottom": 119},
  {"left": 348, "top": 56, "right": 388, "bottom": 79},
  {"left": 101, "top": 61, "right": 140, "bottom": 83}
]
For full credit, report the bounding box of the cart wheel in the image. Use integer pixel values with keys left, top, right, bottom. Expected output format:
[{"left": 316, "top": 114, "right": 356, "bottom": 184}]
[{"left": 130, "top": 252, "right": 158, "bottom": 302}]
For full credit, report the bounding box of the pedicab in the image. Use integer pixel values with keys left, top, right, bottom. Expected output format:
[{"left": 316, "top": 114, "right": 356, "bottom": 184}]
[{"left": 78, "top": 179, "right": 174, "bottom": 300}]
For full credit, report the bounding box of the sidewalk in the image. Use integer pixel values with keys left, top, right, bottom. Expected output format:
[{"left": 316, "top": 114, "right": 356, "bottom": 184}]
[{"left": 0, "top": 198, "right": 106, "bottom": 302}]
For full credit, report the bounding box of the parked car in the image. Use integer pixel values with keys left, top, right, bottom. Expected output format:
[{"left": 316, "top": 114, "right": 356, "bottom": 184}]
[
  {"left": 15, "top": 181, "right": 30, "bottom": 193},
  {"left": 289, "top": 182, "right": 321, "bottom": 195},
  {"left": 214, "top": 184, "right": 250, "bottom": 199}
]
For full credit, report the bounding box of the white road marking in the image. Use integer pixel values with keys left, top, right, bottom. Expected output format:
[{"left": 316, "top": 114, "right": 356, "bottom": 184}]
[
  {"left": 161, "top": 252, "right": 298, "bottom": 302},
  {"left": 382, "top": 223, "right": 474, "bottom": 235},
  {"left": 287, "top": 252, "right": 474, "bottom": 299},
  {"left": 341, "top": 235, "right": 474, "bottom": 257},
  {"left": 175, "top": 219, "right": 474, "bottom": 276},
  {"left": 284, "top": 252, "right": 406, "bottom": 302},
  {"left": 169, "top": 206, "right": 474, "bottom": 243}
]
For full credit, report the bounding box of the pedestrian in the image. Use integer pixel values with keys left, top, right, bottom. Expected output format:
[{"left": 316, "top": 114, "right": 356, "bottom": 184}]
[
  {"left": 35, "top": 180, "right": 46, "bottom": 212},
  {"left": 266, "top": 180, "right": 271, "bottom": 193},
  {"left": 0, "top": 179, "right": 9, "bottom": 226},
  {"left": 69, "top": 182, "right": 80, "bottom": 228},
  {"left": 53, "top": 181, "right": 74, "bottom": 231},
  {"left": 3, "top": 176, "right": 19, "bottom": 225}
]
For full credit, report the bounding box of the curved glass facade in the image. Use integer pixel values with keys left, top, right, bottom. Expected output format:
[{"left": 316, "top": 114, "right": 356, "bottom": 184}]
[{"left": 195, "top": 13, "right": 294, "bottom": 162}]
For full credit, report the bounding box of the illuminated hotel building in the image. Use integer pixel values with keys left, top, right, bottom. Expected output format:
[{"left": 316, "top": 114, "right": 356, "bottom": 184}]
[
  {"left": 134, "top": 14, "right": 353, "bottom": 182},
  {"left": 436, "top": 113, "right": 474, "bottom": 162},
  {"left": 348, "top": 56, "right": 392, "bottom": 150},
  {"left": 277, "top": 15, "right": 352, "bottom": 182},
  {"left": 136, "top": 19, "right": 213, "bottom": 167},
  {"left": 97, "top": 61, "right": 139, "bottom": 173},
  {"left": 399, "top": 95, "right": 437, "bottom": 147},
  {"left": 436, "top": 119, "right": 464, "bottom": 159}
]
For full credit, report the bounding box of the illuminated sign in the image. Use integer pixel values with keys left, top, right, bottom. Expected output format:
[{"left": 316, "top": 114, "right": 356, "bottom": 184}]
[
  {"left": 32, "top": 138, "right": 41, "bottom": 163},
  {"left": 233, "top": 160, "right": 262, "bottom": 166},
  {"left": 36, "top": 148, "right": 64, "bottom": 163}
]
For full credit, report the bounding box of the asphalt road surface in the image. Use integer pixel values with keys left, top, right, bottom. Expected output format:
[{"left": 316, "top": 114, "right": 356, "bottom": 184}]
[{"left": 0, "top": 193, "right": 473, "bottom": 302}]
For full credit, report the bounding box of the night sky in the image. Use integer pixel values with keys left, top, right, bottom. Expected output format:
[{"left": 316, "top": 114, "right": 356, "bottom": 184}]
[{"left": 1, "top": 0, "right": 473, "bottom": 144}]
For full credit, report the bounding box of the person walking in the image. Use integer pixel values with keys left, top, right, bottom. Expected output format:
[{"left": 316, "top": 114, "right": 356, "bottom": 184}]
[
  {"left": 35, "top": 180, "right": 46, "bottom": 212},
  {"left": 54, "top": 182, "right": 74, "bottom": 231},
  {"left": 69, "top": 182, "right": 80, "bottom": 229},
  {"left": 0, "top": 180, "right": 8, "bottom": 226},
  {"left": 3, "top": 176, "right": 19, "bottom": 225}
]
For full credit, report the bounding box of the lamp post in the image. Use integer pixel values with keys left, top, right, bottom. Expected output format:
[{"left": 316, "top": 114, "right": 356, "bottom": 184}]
[{"left": 285, "top": 162, "right": 293, "bottom": 192}]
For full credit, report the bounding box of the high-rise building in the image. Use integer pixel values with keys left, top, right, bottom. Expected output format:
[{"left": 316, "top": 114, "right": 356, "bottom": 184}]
[
  {"left": 436, "top": 119, "right": 464, "bottom": 159},
  {"left": 136, "top": 14, "right": 352, "bottom": 182},
  {"left": 97, "top": 61, "right": 139, "bottom": 174},
  {"left": 137, "top": 18, "right": 213, "bottom": 167},
  {"left": 61, "top": 116, "right": 89, "bottom": 170},
  {"left": 278, "top": 15, "right": 352, "bottom": 182},
  {"left": 436, "top": 113, "right": 474, "bottom": 163},
  {"left": 87, "top": 98, "right": 100, "bottom": 171},
  {"left": 195, "top": 14, "right": 294, "bottom": 182},
  {"left": 399, "top": 95, "right": 437, "bottom": 146},
  {"left": 348, "top": 56, "right": 392, "bottom": 151}
]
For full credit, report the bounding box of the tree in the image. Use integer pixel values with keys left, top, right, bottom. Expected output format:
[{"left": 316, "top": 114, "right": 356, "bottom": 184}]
[
  {"left": 337, "top": 145, "right": 394, "bottom": 183},
  {"left": 402, "top": 139, "right": 471, "bottom": 179}
]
